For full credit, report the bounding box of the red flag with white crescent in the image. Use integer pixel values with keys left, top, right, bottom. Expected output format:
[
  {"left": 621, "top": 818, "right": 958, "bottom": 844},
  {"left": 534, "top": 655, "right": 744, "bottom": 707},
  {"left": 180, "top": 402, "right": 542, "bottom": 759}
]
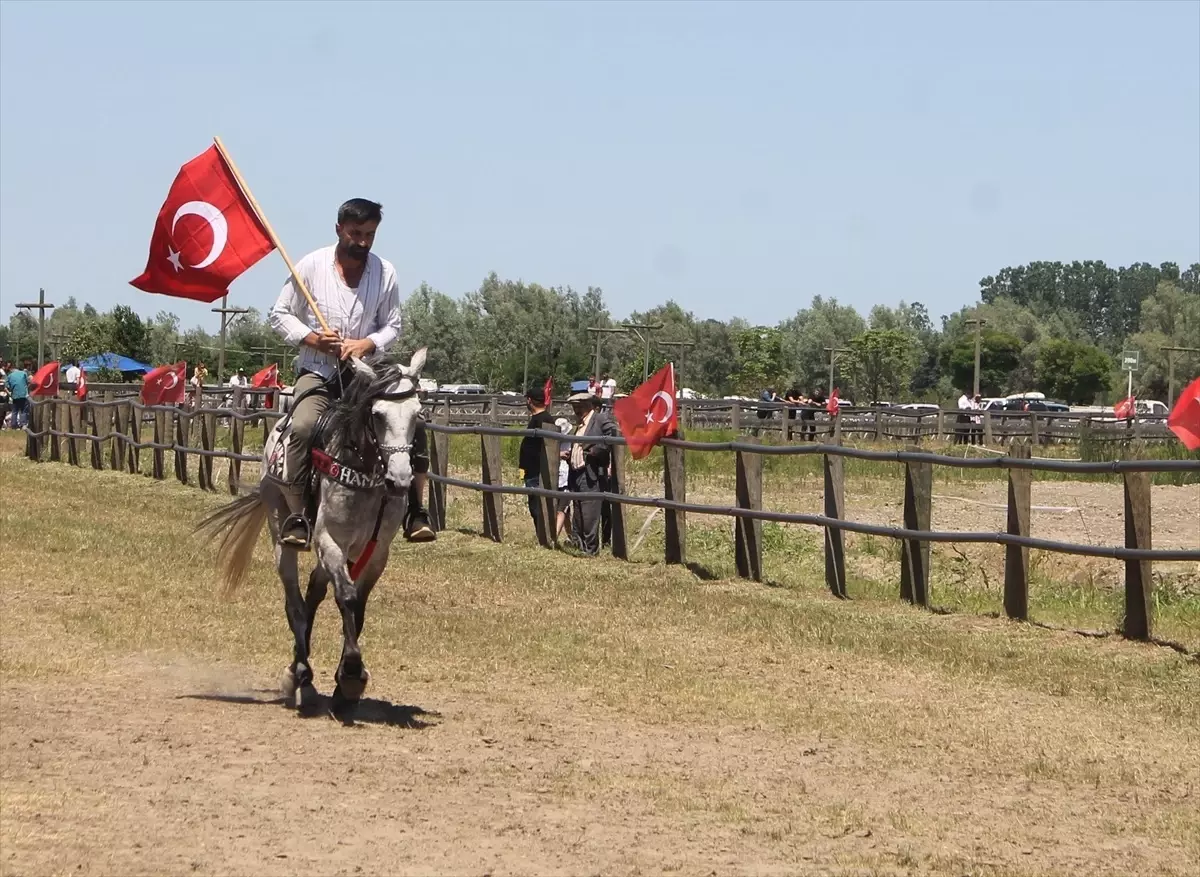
[
  {"left": 612, "top": 363, "right": 678, "bottom": 460},
  {"left": 1166, "top": 377, "right": 1200, "bottom": 451},
  {"left": 30, "top": 362, "right": 60, "bottom": 397},
  {"left": 77, "top": 370, "right": 88, "bottom": 400},
  {"left": 1114, "top": 395, "right": 1136, "bottom": 420},
  {"left": 251, "top": 362, "right": 281, "bottom": 389},
  {"left": 141, "top": 362, "right": 188, "bottom": 406},
  {"left": 130, "top": 145, "right": 275, "bottom": 303}
]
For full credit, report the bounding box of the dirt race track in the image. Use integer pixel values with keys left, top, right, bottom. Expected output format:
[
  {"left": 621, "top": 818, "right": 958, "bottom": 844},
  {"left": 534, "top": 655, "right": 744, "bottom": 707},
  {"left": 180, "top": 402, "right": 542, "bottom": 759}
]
[{"left": 1, "top": 442, "right": 1198, "bottom": 877}]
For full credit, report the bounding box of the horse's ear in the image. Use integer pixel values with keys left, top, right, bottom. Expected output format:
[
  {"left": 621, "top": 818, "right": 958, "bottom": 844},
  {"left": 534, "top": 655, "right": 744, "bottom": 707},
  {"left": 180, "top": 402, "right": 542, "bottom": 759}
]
[
  {"left": 350, "top": 357, "right": 377, "bottom": 383},
  {"left": 406, "top": 347, "right": 428, "bottom": 377}
]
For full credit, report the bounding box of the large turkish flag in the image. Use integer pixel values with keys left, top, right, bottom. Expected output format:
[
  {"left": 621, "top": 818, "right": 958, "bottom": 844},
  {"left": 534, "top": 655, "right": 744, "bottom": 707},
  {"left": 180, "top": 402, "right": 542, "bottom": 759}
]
[
  {"left": 141, "top": 362, "right": 188, "bottom": 407},
  {"left": 612, "top": 363, "right": 678, "bottom": 460},
  {"left": 130, "top": 145, "right": 275, "bottom": 303}
]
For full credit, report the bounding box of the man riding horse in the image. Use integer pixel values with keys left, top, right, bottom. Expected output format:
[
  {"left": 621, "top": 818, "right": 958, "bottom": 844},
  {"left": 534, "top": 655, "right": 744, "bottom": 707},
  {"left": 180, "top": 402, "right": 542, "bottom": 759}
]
[{"left": 267, "top": 198, "right": 435, "bottom": 548}]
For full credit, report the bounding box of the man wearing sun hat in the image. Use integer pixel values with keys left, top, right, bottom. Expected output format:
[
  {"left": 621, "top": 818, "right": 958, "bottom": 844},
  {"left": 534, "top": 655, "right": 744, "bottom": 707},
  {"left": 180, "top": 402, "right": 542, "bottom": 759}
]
[{"left": 565, "top": 386, "right": 620, "bottom": 555}]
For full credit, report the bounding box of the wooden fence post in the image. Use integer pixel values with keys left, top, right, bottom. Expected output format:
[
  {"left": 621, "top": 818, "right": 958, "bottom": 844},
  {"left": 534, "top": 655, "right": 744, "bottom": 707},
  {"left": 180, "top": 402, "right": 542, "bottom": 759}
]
[
  {"left": 480, "top": 433, "right": 504, "bottom": 542},
  {"left": 1004, "top": 439, "right": 1032, "bottom": 620},
  {"left": 152, "top": 411, "right": 166, "bottom": 480},
  {"left": 109, "top": 395, "right": 124, "bottom": 472},
  {"left": 1030, "top": 412, "right": 1040, "bottom": 446},
  {"left": 983, "top": 410, "right": 994, "bottom": 446},
  {"left": 128, "top": 403, "right": 142, "bottom": 475},
  {"left": 731, "top": 401, "right": 741, "bottom": 433},
  {"left": 823, "top": 452, "right": 847, "bottom": 598},
  {"left": 88, "top": 402, "right": 104, "bottom": 470},
  {"left": 65, "top": 402, "right": 80, "bottom": 467},
  {"left": 535, "top": 433, "right": 560, "bottom": 548},
  {"left": 25, "top": 401, "right": 41, "bottom": 461},
  {"left": 873, "top": 409, "right": 883, "bottom": 442},
  {"left": 608, "top": 443, "right": 628, "bottom": 560},
  {"left": 49, "top": 402, "right": 61, "bottom": 463},
  {"left": 174, "top": 412, "right": 190, "bottom": 485},
  {"left": 197, "top": 413, "right": 213, "bottom": 491},
  {"left": 734, "top": 441, "right": 763, "bottom": 582},
  {"left": 663, "top": 441, "right": 687, "bottom": 565},
  {"left": 900, "top": 454, "right": 932, "bottom": 606},
  {"left": 428, "top": 415, "right": 449, "bottom": 533},
  {"left": 227, "top": 414, "right": 244, "bottom": 495},
  {"left": 1122, "top": 471, "right": 1153, "bottom": 641}
]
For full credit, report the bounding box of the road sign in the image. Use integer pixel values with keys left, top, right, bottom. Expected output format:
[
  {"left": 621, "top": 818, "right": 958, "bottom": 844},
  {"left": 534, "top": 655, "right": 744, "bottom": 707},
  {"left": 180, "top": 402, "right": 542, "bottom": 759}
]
[{"left": 1121, "top": 350, "right": 1140, "bottom": 371}]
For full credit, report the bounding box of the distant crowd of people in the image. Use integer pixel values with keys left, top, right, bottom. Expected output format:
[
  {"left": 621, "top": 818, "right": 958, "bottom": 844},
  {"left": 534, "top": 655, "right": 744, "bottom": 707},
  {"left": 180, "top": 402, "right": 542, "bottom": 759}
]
[{"left": 758, "top": 384, "right": 829, "bottom": 439}]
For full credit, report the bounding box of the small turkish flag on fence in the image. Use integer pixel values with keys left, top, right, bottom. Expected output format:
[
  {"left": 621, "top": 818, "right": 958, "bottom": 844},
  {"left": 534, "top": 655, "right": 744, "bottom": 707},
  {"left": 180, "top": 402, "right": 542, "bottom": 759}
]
[
  {"left": 130, "top": 145, "right": 275, "bottom": 303},
  {"left": 141, "top": 362, "right": 188, "bottom": 407},
  {"left": 251, "top": 363, "right": 281, "bottom": 389},
  {"left": 612, "top": 363, "right": 678, "bottom": 460},
  {"left": 1167, "top": 377, "right": 1200, "bottom": 451},
  {"left": 1114, "top": 395, "right": 1136, "bottom": 420},
  {"left": 30, "top": 362, "right": 60, "bottom": 397},
  {"left": 827, "top": 388, "right": 840, "bottom": 415},
  {"left": 77, "top": 370, "right": 88, "bottom": 400}
]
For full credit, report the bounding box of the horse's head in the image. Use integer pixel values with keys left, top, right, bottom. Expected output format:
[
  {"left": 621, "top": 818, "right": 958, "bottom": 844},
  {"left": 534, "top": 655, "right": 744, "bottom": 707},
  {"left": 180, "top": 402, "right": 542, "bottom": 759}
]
[{"left": 345, "top": 347, "right": 428, "bottom": 494}]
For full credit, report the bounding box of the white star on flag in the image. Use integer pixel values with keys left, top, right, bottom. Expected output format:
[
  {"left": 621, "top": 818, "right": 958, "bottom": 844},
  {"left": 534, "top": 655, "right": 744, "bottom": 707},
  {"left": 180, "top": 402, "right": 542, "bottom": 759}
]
[{"left": 166, "top": 247, "right": 183, "bottom": 272}]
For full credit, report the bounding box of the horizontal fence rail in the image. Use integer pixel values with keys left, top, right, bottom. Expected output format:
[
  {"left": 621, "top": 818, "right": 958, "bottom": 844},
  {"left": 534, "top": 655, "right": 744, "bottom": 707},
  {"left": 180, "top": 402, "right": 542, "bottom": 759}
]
[{"left": 18, "top": 396, "right": 1200, "bottom": 644}]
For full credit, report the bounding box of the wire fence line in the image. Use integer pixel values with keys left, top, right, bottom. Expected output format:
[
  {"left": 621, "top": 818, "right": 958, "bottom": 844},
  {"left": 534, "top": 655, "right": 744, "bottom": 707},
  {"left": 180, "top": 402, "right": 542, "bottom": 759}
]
[{"left": 19, "top": 395, "right": 1200, "bottom": 643}]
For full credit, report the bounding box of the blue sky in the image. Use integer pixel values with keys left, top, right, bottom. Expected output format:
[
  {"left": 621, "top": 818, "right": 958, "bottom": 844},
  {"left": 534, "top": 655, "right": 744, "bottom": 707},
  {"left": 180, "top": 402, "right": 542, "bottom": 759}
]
[{"left": 1, "top": 0, "right": 1197, "bottom": 335}]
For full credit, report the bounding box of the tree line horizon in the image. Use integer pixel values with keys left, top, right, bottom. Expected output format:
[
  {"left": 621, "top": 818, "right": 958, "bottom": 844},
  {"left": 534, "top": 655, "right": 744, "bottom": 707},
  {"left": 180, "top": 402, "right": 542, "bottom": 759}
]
[{"left": 3, "top": 258, "right": 1197, "bottom": 406}]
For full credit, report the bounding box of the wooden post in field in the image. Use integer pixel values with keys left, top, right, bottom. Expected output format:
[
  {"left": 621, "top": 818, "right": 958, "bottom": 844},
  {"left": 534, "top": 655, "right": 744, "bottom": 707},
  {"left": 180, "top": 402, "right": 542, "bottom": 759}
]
[
  {"left": 823, "top": 452, "right": 848, "bottom": 598},
  {"left": 734, "top": 440, "right": 763, "bottom": 582},
  {"left": 1122, "top": 471, "right": 1153, "bottom": 641},
  {"left": 127, "top": 403, "right": 141, "bottom": 475},
  {"left": 534, "top": 433, "right": 560, "bottom": 548},
  {"left": 480, "top": 433, "right": 504, "bottom": 542},
  {"left": 88, "top": 402, "right": 103, "bottom": 470},
  {"left": 48, "top": 401, "right": 61, "bottom": 463},
  {"left": 663, "top": 441, "right": 687, "bottom": 565},
  {"left": 608, "top": 443, "right": 628, "bottom": 560},
  {"left": 25, "top": 401, "right": 40, "bottom": 461},
  {"left": 1004, "top": 439, "right": 1032, "bottom": 620},
  {"left": 900, "top": 453, "right": 932, "bottom": 606},
  {"left": 1030, "top": 411, "right": 1040, "bottom": 446},
  {"left": 174, "top": 411, "right": 189, "bottom": 485},
  {"left": 782, "top": 411, "right": 792, "bottom": 442},
  {"left": 873, "top": 409, "right": 883, "bottom": 442},
  {"left": 108, "top": 394, "right": 123, "bottom": 471},
  {"left": 198, "top": 413, "right": 215, "bottom": 490},
  {"left": 152, "top": 411, "right": 166, "bottom": 480},
  {"left": 228, "top": 413, "right": 244, "bottom": 495},
  {"left": 64, "top": 402, "right": 79, "bottom": 467},
  {"left": 832, "top": 411, "right": 843, "bottom": 444},
  {"left": 731, "top": 400, "right": 741, "bottom": 432},
  {"left": 428, "top": 413, "right": 450, "bottom": 533}
]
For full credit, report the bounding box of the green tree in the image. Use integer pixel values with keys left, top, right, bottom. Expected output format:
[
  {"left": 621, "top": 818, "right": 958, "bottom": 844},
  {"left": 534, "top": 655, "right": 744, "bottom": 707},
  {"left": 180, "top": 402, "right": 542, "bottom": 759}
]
[
  {"left": 729, "top": 327, "right": 787, "bottom": 396},
  {"left": 62, "top": 320, "right": 113, "bottom": 362},
  {"left": 845, "top": 328, "right": 918, "bottom": 404},
  {"left": 941, "top": 329, "right": 1023, "bottom": 397},
  {"left": 108, "top": 305, "right": 151, "bottom": 363},
  {"left": 399, "top": 283, "right": 472, "bottom": 384},
  {"left": 1033, "top": 339, "right": 1112, "bottom": 404},
  {"left": 778, "top": 296, "right": 866, "bottom": 389}
]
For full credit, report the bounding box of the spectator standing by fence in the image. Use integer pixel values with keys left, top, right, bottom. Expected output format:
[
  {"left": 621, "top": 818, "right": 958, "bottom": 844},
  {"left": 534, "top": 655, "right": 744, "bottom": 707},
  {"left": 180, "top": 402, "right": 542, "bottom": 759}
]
[
  {"left": 5, "top": 361, "right": 32, "bottom": 430},
  {"left": 520, "top": 383, "right": 557, "bottom": 526},
  {"left": 63, "top": 361, "right": 81, "bottom": 397},
  {"left": 566, "top": 389, "right": 619, "bottom": 556}
]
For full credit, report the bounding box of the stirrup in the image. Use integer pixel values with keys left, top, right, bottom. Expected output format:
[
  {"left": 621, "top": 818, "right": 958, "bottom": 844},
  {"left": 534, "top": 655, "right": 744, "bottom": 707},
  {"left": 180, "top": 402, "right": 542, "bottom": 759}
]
[
  {"left": 280, "top": 514, "right": 313, "bottom": 550},
  {"left": 404, "top": 508, "right": 436, "bottom": 543}
]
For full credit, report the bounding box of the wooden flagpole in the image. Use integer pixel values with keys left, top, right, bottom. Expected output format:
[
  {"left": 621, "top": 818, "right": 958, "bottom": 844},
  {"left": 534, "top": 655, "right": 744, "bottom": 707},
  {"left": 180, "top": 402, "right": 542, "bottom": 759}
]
[{"left": 211, "top": 136, "right": 333, "bottom": 336}]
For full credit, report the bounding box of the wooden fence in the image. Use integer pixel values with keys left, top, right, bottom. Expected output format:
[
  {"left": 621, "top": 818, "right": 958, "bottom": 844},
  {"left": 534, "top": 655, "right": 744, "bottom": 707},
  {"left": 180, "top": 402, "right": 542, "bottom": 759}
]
[
  {"left": 42, "top": 383, "right": 1176, "bottom": 445},
  {"left": 21, "top": 396, "right": 1200, "bottom": 644}
]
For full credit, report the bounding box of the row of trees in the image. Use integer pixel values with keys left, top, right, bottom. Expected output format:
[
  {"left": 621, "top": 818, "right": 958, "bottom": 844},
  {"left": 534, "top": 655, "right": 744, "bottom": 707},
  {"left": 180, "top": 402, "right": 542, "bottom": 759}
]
[{"left": 3, "top": 260, "right": 1197, "bottom": 405}]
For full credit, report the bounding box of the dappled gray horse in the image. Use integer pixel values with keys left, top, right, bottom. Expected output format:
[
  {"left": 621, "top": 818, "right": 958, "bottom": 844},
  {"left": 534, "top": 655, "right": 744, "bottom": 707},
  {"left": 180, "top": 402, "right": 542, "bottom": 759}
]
[{"left": 197, "top": 349, "right": 429, "bottom": 719}]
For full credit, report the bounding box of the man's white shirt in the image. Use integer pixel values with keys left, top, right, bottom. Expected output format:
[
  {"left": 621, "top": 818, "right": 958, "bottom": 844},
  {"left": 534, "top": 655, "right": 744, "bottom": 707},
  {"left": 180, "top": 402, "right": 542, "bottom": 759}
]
[
  {"left": 269, "top": 245, "right": 403, "bottom": 380},
  {"left": 65, "top": 365, "right": 81, "bottom": 384}
]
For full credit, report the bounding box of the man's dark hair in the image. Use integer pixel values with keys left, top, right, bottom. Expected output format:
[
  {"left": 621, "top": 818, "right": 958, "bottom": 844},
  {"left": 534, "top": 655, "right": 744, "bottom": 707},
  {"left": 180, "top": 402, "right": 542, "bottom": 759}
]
[
  {"left": 338, "top": 198, "right": 383, "bottom": 225},
  {"left": 525, "top": 384, "right": 547, "bottom": 403}
]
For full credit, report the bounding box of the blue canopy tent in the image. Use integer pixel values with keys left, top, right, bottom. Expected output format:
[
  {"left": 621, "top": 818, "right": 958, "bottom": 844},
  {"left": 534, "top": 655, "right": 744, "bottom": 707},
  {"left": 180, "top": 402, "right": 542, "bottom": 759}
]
[{"left": 78, "top": 353, "right": 153, "bottom": 374}]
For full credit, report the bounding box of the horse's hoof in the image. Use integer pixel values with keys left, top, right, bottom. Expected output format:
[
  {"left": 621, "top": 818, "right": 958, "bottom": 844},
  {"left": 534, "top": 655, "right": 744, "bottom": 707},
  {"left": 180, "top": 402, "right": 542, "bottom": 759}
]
[
  {"left": 329, "top": 686, "right": 360, "bottom": 724},
  {"left": 280, "top": 667, "right": 298, "bottom": 701},
  {"left": 336, "top": 672, "right": 368, "bottom": 703},
  {"left": 295, "top": 682, "right": 322, "bottom": 716}
]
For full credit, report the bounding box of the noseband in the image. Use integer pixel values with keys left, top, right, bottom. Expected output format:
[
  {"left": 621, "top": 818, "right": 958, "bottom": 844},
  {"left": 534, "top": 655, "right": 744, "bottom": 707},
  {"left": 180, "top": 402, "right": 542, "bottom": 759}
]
[{"left": 366, "top": 385, "right": 420, "bottom": 467}]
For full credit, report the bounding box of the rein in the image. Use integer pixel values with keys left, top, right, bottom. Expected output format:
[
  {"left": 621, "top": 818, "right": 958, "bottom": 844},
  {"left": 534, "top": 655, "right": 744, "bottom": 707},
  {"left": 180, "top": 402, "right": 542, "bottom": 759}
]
[{"left": 311, "top": 381, "right": 419, "bottom": 492}]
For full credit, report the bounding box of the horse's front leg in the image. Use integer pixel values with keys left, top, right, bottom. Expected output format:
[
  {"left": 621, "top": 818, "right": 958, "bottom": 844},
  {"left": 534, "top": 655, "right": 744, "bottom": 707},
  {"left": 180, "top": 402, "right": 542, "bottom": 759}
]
[
  {"left": 275, "top": 542, "right": 319, "bottom": 712},
  {"left": 315, "top": 533, "right": 370, "bottom": 719}
]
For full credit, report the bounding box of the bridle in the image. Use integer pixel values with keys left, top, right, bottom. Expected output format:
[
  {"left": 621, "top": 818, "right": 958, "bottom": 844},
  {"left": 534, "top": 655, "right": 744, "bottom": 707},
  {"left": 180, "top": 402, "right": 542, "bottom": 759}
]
[{"left": 363, "top": 382, "right": 420, "bottom": 469}]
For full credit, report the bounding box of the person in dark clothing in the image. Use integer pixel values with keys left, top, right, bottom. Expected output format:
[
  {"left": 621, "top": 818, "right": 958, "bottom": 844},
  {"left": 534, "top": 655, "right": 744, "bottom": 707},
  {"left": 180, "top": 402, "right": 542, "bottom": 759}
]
[
  {"left": 784, "top": 386, "right": 803, "bottom": 422},
  {"left": 802, "top": 386, "right": 826, "bottom": 441},
  {"left": 520, "top": 383, "right": 557, "bottom": 525}
]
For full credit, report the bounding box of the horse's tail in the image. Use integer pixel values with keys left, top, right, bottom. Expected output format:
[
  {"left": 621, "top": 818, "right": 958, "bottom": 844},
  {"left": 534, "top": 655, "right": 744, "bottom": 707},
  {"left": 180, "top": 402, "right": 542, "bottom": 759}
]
[{"left": 195, "top": 489, "right": 269, "bottom": 599}]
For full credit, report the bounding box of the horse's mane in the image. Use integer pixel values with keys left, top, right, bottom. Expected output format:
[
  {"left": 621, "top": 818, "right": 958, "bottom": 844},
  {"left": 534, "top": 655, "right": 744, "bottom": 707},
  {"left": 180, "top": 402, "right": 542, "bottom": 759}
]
[{"left": 326, "top": 354, "right": 415, "bottom": 458}]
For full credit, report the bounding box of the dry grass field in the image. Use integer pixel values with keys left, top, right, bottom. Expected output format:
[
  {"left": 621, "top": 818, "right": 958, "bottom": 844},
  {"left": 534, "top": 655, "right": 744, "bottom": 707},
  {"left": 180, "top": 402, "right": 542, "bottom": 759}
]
[{"left": 1, "top": 430, "right": 1198, "bottom": 876}]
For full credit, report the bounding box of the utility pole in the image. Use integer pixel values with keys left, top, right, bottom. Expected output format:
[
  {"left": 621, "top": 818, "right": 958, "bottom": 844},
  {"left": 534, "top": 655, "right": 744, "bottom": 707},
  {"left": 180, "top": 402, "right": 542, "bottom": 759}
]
[
  {"left": 1162, "top": 346, "right": 1200, "bottom": 406},
  {"left": 964, "top": 316, "right": 987, "bottom": 397},
  {"left": 250, "top": 343, "right": 283, "bottom": 367},
  {"left": 49, "top": 331, "right": 72, "bottom": 363},
  {"left": 824, "top": 346, "right": 849, "bottom": 394},
  {"left": 622, "top": 322, "right": 665, "bottom": 382},
  {"left": 586, "top": 327, "right": 629, "bottom": 380},
  {"left": 657, "top": 339, "right": 695, "bottom": 393},
  {"left": 14, "top": 288, "right": 55, "bottom": 368},
  {"left": 211, "top": 295, "right": 249, "bottom": 383}
]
